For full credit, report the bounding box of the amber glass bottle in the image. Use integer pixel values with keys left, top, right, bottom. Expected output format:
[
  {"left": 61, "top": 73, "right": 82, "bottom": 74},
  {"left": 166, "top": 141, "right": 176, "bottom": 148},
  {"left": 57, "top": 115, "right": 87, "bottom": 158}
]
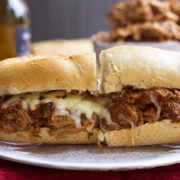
[{"left": 0, "top": 0, "right": 31, "bottom": 60}]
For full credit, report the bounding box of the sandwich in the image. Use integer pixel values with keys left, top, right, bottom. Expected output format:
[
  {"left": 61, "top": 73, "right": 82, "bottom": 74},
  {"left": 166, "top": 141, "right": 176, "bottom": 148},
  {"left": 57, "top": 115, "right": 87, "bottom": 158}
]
[
  {"left": 0, "top": 54, "right": 103, "bottom": 144},
  {"left": 0, "top": 46, "right": 179, "bottom": 146},
  {"left": 98, "top": 46, "right": 180, "bottom": 146}
]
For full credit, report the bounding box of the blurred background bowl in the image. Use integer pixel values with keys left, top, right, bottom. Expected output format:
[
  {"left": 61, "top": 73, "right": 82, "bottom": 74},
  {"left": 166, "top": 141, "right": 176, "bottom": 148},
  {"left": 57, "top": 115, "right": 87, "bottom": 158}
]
[{"left": 92, "top": 32, "right": 180, "bottom": 57}]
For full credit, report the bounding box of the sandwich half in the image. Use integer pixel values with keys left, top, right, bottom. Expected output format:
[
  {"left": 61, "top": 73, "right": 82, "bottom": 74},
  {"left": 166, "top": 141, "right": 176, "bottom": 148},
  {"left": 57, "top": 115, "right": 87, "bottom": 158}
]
[
  {"left": 0, "top": 54, "right": 105, "bottom": 144},
  {"left": 99, "top": 46, "right": 180, "bottom": 146}
]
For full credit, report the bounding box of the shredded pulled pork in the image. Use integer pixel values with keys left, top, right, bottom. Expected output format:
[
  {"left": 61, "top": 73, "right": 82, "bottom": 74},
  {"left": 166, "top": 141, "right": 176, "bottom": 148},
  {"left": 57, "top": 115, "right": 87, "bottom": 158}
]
[
  {"left": 108, "top": 88, "right": 180, "bottom": 130},
  {"left": 105, "top": 0, "right": 180, "bottom": 42},
  {"left": 0, "top": 102, "right": 32, "bottom": 133},
  {"left": 0, "top": 88, "right": 179, "bottom": 133},
  {"left": 0, "top": 92, "right": 99, "bottom": 134}
]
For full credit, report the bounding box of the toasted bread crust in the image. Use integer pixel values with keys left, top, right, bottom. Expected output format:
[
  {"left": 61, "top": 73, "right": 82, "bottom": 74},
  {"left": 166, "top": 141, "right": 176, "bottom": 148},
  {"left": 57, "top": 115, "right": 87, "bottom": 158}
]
[
  {"left": 99, "top": 46, "right": 180, "bottom": 93},
  {"left": 104, "top": 120, "right": 180, "bottom": 146},
  {"left": 0, "top": 54, "right": 96, "bottom": 96},
  {"left": 0, "top": 128, "right": 98, "bottom": 144}
]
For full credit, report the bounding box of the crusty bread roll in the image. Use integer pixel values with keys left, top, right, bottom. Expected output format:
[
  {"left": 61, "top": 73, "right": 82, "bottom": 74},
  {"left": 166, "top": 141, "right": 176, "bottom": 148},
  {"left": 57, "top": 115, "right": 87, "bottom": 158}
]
[
  {"left": 0, "top": 128, "right": 98, "bottom": 144},
  {"left": 0, "top": 54, "right": 96, "bottom": 96},
  {"left": 104, "top": 120, "right": 180, "bottom": 146},
  {"left": 99, "top": 46, "right": 180, "bottom": 93}
]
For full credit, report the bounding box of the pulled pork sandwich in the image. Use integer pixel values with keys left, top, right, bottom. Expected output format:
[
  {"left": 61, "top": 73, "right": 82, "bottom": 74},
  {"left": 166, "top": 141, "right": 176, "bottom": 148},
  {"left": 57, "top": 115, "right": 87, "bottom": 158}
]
[
  {"left": 98, "top": 46, "right": 180, "bottom": 146},
  {"left": 0, "top": 46, "right": 179, "bottom": 146},
  {"left": 0, "top": 54, "right": 106, "bottom": 144}
]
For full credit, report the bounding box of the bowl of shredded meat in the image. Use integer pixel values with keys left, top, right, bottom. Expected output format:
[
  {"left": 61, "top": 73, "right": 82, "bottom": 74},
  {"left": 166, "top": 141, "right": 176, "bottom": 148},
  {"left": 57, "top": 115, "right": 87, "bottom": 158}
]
[{"left": 93, "top": 0, "right": 180, "bottom": 55}]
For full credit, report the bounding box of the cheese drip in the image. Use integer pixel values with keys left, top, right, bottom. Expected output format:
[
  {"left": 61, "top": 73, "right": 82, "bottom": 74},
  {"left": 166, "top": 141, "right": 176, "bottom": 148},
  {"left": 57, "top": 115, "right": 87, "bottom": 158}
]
[{"left": 42, "top": 93, "right": 111, "bottom": 127}]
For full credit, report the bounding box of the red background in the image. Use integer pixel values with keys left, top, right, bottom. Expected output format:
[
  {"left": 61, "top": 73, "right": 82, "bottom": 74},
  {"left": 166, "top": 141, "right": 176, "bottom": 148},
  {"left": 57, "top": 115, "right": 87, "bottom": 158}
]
[{"left": 0, "top": 159, "right": 179, "bottom": 180}]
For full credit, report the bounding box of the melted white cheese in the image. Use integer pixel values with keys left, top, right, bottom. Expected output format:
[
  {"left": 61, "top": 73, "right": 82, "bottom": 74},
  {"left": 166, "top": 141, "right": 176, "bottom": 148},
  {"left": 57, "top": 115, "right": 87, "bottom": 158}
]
[
  {"left": 23, "top": 94, "right": 40, "bottom": 111},
  {"left": 42, "top": 93, "right": 111, "bottom": 127},
  {"left": 2, "top": 91, "right": 112, "bottom": 128},
  {"left": 118, "top": 114, "right": 136, "bottom": 145},
  {"left": 150, "top": 93, "right": 162, "bottom": 121},
  {"left": 97, "top": 130, "right": 105, "bottom": 142}
]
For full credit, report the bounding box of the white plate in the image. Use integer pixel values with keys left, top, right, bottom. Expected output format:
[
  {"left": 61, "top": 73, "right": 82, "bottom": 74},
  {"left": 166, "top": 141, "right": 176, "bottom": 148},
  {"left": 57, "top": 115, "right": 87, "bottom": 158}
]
[{"left": 0, "top": 143, "right": 179, "bottom": 171}]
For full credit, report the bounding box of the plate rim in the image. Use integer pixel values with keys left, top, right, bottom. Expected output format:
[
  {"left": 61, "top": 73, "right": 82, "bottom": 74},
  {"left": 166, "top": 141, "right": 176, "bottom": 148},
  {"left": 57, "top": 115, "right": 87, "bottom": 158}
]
[{"left": 0, "top": 147, "right": 179, "bottom": 171}]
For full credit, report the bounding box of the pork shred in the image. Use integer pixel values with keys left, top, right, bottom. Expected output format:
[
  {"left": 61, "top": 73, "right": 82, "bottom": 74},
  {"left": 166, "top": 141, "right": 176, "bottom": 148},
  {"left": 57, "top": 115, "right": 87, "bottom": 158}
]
[
  {"left": 0, "top": 96, "right": 98, "bottom": 134},
  {"left": 108, "top": 88, "right": 180, "bottom": 130},
  {"left": 0, "top": 88, "right": 179, "bottom": 133},
  {"left": 0, "top": 101, "right": 32, "bottom": 133}
]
